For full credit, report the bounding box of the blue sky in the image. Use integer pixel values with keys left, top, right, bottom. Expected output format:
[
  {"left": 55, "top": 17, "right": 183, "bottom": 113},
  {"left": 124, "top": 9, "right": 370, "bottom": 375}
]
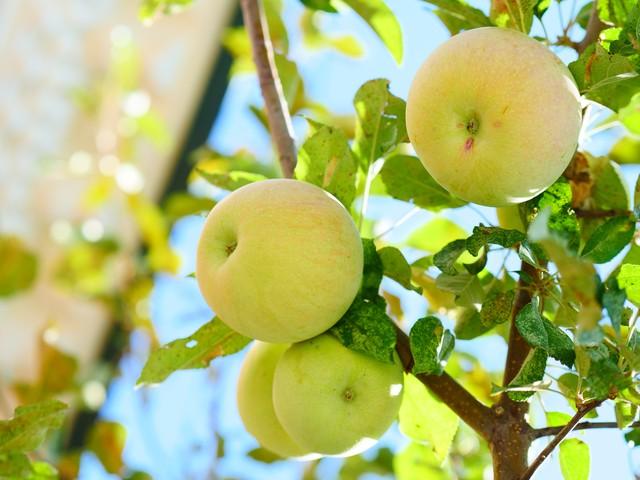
[{"left": 79, "top": 0, "right": 640, "bottom": 479}]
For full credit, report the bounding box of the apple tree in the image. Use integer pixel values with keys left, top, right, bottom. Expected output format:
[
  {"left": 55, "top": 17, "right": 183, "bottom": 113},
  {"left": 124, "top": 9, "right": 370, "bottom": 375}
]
[
  {"left": 4, "top": 0, "right": 640, "bottom": 479},
  {"left": 135, "top": 0, "right": 640, "bottom": 479}
]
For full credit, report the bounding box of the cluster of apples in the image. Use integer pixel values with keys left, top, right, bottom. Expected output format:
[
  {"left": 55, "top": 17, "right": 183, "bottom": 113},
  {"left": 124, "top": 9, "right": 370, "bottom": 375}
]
[
  {"left": 196, "top": 179, "right": 404, "bottom": 458},
  {"left": 195, "top": 27, "right": 582, "bottom": 459}
]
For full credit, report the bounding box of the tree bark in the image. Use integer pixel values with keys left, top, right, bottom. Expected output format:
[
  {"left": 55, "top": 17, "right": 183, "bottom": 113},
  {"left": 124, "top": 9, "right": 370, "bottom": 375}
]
[
  {"left": 490, "top": 261, "right": 539, "bottom": 479},
  {"left": 240, "top": 0, "right": 297, "bottom": 177}
]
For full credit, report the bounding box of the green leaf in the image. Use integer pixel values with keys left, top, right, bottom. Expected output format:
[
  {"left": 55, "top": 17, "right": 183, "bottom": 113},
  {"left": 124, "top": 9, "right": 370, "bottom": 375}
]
[
  {"left": 0, "top": 453, "right": 33, "bottom": 478},
  {"left": 139, "top": 0, "right": 193, "bottom": 22},
  {"left": 0, "top": 235, "right": 38, "bottom": 298},
  {"left": 603, "top": 278, "right": 626, "bottom": 333},
  {"left": 0, "top": 400, "right": 68, "bottom": 454},
  {"left": 515, "top": 303, "right": 549, "bottom": 350},
  {"left": 196, "top": 169, "right": 267, "bottom": 191},
  {"left": 436, "top": 273, "right": 484, "bottom": 308},
  {"left": 480, "top": 290, "right": 515, "bottom": 327},
  {"left": 618, "top": 263, "right": 640, "bottom": 303},
  {"left": 136, "top": 318, "right": 251, "bottom": 386},
  {"left": 342, "top": 0, "right": 403, "bottom": 63},
  {"left": 330, "top": 297, "right": 397, "bottom": 363},
  {"left": 398, "top": 375, "right": 459, "bottom": 462},
  {"left": 453, "top": 307, "right": 493, "bottom": 339},
  {"left": 433, "top": 239, "right": 468, "bottom": 275},
  {"left": 360, "top": 238, "right": 384, "bottom": 300},
  {"left": 559, "top": 438, "right": 589, "bottom": 480},
  {"left": 408, "top": 218, "right": 467, "bottom": 254},
  {"left": 88, "top": 421, "right": 127, "bottom": 474},
  {"left": 352, "top": 79, "right": 407, "bottom": 170},
  {"left": 378, "top": 246, "right": 421, "bottom": 293},
  {"left": 525, "top": 178, "right": 579, "bottom": 252},
  {"left": 163, "top": 193, "right": 215, "bottom": 223},
  {"left": 543, "top": 318, "right": 576, "bottom": 367},
  {"left": 490, "top": 0, "right": 535, "bottom": 32},
  {"left": 581, "top": 215, "right": 635, "bottom": 263},
  {"left": 466, "top": 225, "right": 526, "bottom": 256},
  {"left": 340, "top": 448, "right": 393, "bottom": 480},
  {"left": 620, "top": 93, "right": 640, "bottom": 135},
  {"left": 507, "top": 348, "right": 548, "bottom": 401},
  {"left": 615, "top": 399, "right": 638, "bottom": 427},
  {"left": 300, "top": 0, "right": 339, "bottom": 12},
  {"left": 295, "top": 123, "right": 357, "bottom": 207},
  {"left": 394, "top": 441, "right": 450, "bottom": 480},
  {"left": 598, "top": 0, "right": 637, "bottom": 27},
  {"left": 546, "top": 411, "right": 572, "bottom": 427},
  {"left": 421, "top": 0, "right": 493, "bottom": 33},
  {"left": 610, "top": 3, "right": 640, "bottom": 54},
  {"left": 569, "top": 43, "right": 640, "bottom": 112},
  {"left": 248, "top": 447, "right": 283, "bottom": 463},
  {"left": 409, "top": 316, "right": 454, "bottom": 375},
  {"left": 379, "top": 155, "right": 466, "bottom": 211}
]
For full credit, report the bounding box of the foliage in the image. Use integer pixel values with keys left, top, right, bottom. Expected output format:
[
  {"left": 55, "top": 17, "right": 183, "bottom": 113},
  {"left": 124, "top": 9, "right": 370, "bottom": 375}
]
[{"left": 9, "top": 0, "right": 640, "bottom": 477}]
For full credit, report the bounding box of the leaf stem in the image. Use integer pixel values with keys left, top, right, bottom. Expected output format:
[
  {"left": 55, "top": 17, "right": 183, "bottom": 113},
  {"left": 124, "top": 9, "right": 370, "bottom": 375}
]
[
  {"left": 240, "top": 0, "right": 297, "bottom": 178},
  {"left": 520, "top": 400, "right": 603, "bottom": 480},
  {"left": 532, "top": 419, "right": 640, "bottom": 438}
]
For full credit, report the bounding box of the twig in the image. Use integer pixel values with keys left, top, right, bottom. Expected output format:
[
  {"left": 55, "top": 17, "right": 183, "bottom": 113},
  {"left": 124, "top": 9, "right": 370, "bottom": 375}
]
[
  {"left": 533, "top": 420, "right": 640, "bottom": 438},
  {"left": 520, "top": 400, "right": 603, "bottom": 480},
  {"left": 393, "top": 323, "right": 495, "bottom": 440},
  {"left": 240, "top": 0, "right": 297, "bottom": 178},
  {"left": 575, "top": 1, "right": 607, "bottom": 54}
]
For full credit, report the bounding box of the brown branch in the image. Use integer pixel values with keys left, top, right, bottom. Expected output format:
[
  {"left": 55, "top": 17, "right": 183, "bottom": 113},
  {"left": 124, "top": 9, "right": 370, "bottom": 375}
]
[
  {"left": 240, "top": 0, "right": 296, "bottom": 178},
  {"left": 520, "top": 400, "right": 603, "bottom": 480},
  {"left": 574, "top": 208, "right": 633, "bottom": 219},
  {"left": 394, "top": 323, "right": 495, "bottom": 440},
  {"left": 533, "top": 419, "right": 640, "bottom": 438},
  {"left": 501, "top": 261, "right": 538, "bottom": 390},
  {"left": 575, "top": 2, "right": 607, "bottom": 54}
]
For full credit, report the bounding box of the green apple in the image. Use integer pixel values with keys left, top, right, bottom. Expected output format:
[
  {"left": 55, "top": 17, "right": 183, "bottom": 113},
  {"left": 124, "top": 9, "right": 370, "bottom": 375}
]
[
  {"left": 196, "top": 179, "right": 363, "bottom": 343},
  {"left": 406, "top": 27, "right": 582, "bottom": 207},
  {"left": 496, "top": 206, "right": 525, "bottom": 232},
  {"left": 273, "top": 334, "right": 404, "bottom": 457},
  {"left": 236, "top": 341, "right": 316, "bottom": 459}
]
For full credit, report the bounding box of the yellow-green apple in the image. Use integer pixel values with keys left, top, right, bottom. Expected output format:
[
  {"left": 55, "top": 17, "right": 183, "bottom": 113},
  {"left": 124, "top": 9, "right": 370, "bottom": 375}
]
[
  {"left": 406, "top": 27, "right": 582, "bottom": 207},
  {"left": 273, "top": 334, "right": 404, "bottom": 456},
  {"left": 496, "top": 206, "right": 525, "bottom": 232},
  {"left": 196, "top": 179, "right": 363, "bottom": 343},
  {"left": 236, "top": 341, "right": 317, "bottom": 459}
]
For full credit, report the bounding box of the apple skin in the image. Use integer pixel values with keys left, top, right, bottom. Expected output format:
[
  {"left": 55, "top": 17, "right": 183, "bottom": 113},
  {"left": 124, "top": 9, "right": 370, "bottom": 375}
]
[
  {"left": 273, "top": 334, "right": 404, "bottom": 457},
  {"left": 196, "top": 179, "right": 363, "bottom": 343},
  {"left": 236, "top": 341, "right": 317, "bottom": 459},
  {"left": 496, "top": 206, "right": 525, "bottom": 232},
  {"left": 406, "top": 27, "right": 582, "bottom": 207}
]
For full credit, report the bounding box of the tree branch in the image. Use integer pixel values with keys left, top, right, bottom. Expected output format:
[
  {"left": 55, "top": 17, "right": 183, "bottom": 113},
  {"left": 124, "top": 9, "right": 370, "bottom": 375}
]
[
  {"left": 575, "top": 2, "right": 606, "bottom": 54},
  {"left": 520, "top": 400, "right": 603, "bottom": 480},
  {"left": 394, "top": 323, "right": 495, "bottom": 440},
  {"left": 501, "top": 261, "right": 538, "bottom": 392},
  {"left": 240, "top": 0, "right": 297, "bottom": 178},
  {"left": 533, "top": 419, "right": 640, "bottom": 438}
]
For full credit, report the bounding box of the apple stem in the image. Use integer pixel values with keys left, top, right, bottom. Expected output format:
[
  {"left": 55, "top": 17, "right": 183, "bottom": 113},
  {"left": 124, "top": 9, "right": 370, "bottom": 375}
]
[{"left": 240, "top": 0, "right": 297, "bottom": 178}]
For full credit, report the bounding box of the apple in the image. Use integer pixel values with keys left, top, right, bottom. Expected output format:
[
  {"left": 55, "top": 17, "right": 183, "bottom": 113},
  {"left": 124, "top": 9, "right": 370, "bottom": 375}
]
[
  {"left": 236, "top": 341, "right": 317, "bottom": 459},
  {"left": 196, "top": 179, "right": 363, "bottom": 343},
  {"left": 273, "top": 334, "right": 404, "bottom": 456},
  {"left": 406, "top": 27, "right": 582, "bottom": 207},
  {"left": 496, "top": 206, "right": 525, "bottom": 232}
]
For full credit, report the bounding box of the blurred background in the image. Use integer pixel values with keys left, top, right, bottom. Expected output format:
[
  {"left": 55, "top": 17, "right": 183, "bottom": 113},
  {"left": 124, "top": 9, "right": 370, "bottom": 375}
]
[{"left": 1, "top": 0, "right": 639, "bottom": 479}]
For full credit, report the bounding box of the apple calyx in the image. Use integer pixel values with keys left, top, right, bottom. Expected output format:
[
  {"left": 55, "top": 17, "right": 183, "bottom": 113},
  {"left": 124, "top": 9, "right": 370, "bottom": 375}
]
[{"left": 225, "top": 241, "right": 237, "bottom": 256}]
